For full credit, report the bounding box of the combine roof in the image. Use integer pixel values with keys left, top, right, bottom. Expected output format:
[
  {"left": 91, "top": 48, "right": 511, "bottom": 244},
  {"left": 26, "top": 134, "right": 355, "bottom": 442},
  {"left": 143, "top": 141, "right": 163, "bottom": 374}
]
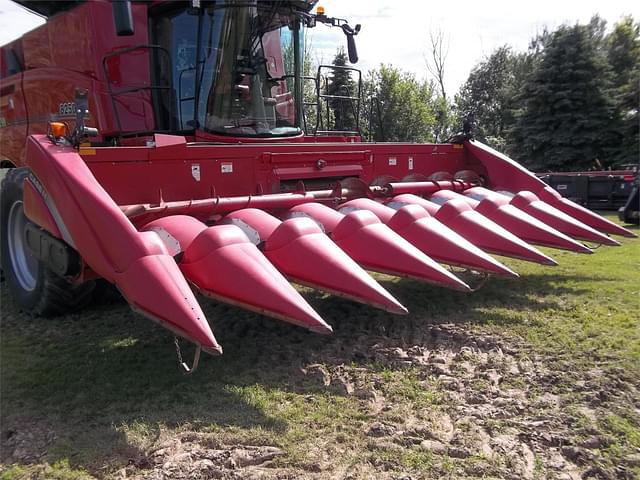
[
  {"left": 12, "top": 1, "right": 85, "bottom": 18},
  {"left": 12, "top": 0, "right": 321, "bottom": 18}
]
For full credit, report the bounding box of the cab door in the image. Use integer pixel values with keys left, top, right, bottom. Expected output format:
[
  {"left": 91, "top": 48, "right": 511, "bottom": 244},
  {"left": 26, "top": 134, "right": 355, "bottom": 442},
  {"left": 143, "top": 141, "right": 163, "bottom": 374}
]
[{"left": 0, "top": 43, "right": 28, "bottom": 166}]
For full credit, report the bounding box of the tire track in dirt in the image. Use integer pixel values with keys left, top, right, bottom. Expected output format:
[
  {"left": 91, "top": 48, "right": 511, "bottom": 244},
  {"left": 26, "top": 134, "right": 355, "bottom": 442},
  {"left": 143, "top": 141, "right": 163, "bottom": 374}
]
[
  {"left": 2, "top": 283, "right": 638, "bottom": 479},
  {"left": 107, "top": 314, "right": 638, "bottom": 479}
]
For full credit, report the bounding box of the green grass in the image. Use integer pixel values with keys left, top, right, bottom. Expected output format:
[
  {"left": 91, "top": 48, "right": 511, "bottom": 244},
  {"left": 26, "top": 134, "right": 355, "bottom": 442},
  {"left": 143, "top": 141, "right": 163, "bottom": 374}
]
[
  {"left": 1, "top": 214, "right": 638, "bottom": 478},
  {"left": 0, "top": 460, "right": 92, "bottom": 480},
  {"left": 466, "top": 239, "right": 640, "bottom": 372}
]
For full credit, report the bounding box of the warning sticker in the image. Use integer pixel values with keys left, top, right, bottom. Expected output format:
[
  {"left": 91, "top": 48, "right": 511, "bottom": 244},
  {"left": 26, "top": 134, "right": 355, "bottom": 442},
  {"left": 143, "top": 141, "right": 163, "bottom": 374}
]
[
  {"left": 221, "top": 162, "right": 233, "bottom": 173},
  {"left": 388, "top": 157, "right": 397, "bottom": 166},
  {"left": 191, "top": 164, "right": 201, "bottom": 181}
]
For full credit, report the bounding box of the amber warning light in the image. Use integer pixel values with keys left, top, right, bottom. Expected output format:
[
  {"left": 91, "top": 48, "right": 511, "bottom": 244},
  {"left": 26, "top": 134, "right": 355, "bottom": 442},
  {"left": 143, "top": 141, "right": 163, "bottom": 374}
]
[{"left": 49, "top": 122, "right": 66, "bottom": 138}]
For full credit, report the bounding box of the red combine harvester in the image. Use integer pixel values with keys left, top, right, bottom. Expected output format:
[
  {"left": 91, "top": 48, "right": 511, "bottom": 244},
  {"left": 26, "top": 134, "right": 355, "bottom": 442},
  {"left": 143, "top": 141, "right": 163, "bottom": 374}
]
[{"left": 1, "top": 1, "right": 636, "bottom": 371}]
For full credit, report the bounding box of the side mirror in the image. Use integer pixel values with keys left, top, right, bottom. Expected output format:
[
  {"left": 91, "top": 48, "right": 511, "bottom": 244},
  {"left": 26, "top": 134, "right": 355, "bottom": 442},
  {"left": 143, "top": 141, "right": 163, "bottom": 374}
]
[
  {"left": 346, "top": 35, "right": 358, "bottom": 64},
  {"left": 341, "top": 24, "right": 360, "bottom": 64},
  {"left": 112, "top": 0, "right": 135, "bottom": 36}
]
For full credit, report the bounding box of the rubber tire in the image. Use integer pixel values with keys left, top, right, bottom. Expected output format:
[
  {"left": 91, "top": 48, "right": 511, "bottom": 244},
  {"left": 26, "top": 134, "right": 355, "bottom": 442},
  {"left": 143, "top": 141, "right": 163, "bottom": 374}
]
[{"left": 0, "top": 167, "right": 95, "bottom": 316}]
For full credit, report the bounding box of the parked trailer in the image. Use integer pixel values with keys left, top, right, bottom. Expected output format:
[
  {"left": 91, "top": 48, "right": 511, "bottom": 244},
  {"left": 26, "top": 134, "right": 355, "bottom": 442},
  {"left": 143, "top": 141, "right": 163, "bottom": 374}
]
[
  {"left": 538, "top": 167, "right": 638, "bottom": 210},
  {"left": 1, "top": 0, "right": 636, "bottom": 371}
]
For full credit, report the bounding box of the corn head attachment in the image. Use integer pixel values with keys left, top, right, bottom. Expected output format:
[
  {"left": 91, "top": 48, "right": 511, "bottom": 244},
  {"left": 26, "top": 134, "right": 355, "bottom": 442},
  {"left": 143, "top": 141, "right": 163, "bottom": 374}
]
[
  {"left": 339, "top": 198, "right": 518, "bottom": 278},
  {"left": 9, "top": 130, "right": 632, "bottom": 369},
  {"left": 143, "top": 214, "right": 332, "bottom": 334},
  {"left": 222, "top": 208, "right": 407, "bottom": 314},
  {"left": 386, "top": 194, "right": 557, "bottom": 266},
  {"left": 430, "top": 189, "right": 595, "bottom": 254},
  {"left": 3, "top": 129, "right": 634, "bottom": 371},
  {"left": 1, "top": 0, "right": 636, "bottom": 371},
  {"left": 467, "top": 187, "right": 620, "bottom": 247},
  {"left": 286, "top": 202, "right": 472, "bottom": 291}
]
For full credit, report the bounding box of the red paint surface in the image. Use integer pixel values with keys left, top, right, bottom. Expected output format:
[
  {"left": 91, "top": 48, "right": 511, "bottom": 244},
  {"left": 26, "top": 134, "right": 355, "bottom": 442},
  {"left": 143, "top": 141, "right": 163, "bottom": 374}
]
[{"left": 1, "top": 1, "right": 633, "bottom": 355}]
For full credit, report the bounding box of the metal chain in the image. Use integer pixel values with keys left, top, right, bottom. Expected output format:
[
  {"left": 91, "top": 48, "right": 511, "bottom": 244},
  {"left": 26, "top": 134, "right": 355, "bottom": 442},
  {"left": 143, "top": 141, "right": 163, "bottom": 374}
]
[
  {"left": 174, "top": 337, "right": 184, "bottom": 366},
  {"left": 174, "top": 337, "right": 201, "bottom": 374}
]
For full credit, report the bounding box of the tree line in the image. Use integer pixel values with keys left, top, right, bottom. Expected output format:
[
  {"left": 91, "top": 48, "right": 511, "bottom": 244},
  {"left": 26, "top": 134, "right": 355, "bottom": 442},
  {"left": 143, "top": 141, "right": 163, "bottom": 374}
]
[{"left": 317, "top": 15, "right": 639, "bottom": 172}]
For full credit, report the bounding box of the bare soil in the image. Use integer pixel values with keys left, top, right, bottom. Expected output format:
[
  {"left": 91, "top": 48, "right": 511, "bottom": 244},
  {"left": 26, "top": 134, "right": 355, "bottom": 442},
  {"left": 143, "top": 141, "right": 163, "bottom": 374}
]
[{"left": 2, "top": 246, "right": 639, "bottom": 480}]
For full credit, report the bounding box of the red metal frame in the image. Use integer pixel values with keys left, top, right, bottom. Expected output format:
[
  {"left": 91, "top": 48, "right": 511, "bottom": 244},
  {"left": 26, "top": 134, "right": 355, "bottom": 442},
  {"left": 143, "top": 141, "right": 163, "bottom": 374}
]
[{"left": 1, "top": 1, "right": 636, "bottom": 359}]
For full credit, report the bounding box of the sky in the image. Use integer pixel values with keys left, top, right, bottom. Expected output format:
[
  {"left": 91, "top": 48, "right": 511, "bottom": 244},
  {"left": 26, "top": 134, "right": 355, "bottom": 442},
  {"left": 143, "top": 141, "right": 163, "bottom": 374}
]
[{"left": 1, "top": 0, "right": 637, "bottom": 95}]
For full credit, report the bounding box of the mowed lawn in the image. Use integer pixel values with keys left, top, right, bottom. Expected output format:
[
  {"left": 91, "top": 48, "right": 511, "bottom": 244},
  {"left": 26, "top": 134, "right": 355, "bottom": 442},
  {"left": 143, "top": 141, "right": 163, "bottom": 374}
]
[{"left": 1, "top": 214, "right": 638, "bottom": 479}]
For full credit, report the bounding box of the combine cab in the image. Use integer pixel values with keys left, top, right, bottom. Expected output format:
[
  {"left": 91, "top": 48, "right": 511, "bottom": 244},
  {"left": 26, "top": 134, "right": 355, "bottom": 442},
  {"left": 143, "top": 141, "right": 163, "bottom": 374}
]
[{"left": 1, "top": 0, "right": 636, "bottom": 371}]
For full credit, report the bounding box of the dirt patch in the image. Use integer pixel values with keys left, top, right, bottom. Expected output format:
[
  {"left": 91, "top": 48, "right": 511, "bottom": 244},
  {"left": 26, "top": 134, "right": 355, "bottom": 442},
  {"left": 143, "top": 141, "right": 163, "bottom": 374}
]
[
  {"left": 1, "top": 421, "right": 56, "bottom": 464},
  {"left": 110, "top": 432, "right": 289, "bottom": 479},
  {"left": 292, "top": 323, "right": 639, "bottom": 479},
  {"left": 1, "top": 283, "right": 638, "bottom": 479}
]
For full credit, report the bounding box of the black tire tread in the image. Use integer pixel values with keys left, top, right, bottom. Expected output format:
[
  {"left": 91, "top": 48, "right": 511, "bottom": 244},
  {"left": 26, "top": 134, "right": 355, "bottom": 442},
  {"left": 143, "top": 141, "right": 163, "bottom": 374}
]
[
  {"left": 1, "top": 167, "right": 95, "bottom": 317},
  {"left": 34, "top": 272, "right": 96, "bottom": 316}
]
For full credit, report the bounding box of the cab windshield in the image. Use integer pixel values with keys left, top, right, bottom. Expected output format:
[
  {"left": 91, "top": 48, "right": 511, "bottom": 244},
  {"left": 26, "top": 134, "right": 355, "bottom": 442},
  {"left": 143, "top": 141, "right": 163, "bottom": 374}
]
[{"left": 152, "top": 1, "right": 303, "bottom": 137}]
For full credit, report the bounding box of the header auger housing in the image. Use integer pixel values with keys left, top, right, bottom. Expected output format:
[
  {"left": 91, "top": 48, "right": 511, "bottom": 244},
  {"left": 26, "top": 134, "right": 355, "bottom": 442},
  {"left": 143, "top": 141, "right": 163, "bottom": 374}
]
[{"left": 1, "top": 0, "right": 636, "bottom": 372}]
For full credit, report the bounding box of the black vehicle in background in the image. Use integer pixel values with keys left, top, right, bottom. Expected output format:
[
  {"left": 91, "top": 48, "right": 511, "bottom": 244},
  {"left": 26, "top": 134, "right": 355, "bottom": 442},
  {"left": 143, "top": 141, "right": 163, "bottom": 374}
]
[{"left": 537, "top": 165, "right": 639, "bottom": 225}]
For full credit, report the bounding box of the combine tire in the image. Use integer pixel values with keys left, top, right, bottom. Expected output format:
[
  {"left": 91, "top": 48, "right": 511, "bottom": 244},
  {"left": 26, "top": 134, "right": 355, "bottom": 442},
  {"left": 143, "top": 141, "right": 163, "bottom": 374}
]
[{"left": 0, "top": 168, "right": 94, "bottom": 315}]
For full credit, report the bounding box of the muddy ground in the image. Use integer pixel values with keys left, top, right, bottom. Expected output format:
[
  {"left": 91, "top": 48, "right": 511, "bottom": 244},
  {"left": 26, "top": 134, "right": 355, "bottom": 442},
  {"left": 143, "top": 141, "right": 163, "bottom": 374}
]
[
  {"left": 117, "top": 324, "right": 638, "bottom": 480},
  {"left": 115, "top": 327, "right": 639, "bottom": 480},
  {"left": 1, "top": 258, "right": 639, "bottom": 479}
]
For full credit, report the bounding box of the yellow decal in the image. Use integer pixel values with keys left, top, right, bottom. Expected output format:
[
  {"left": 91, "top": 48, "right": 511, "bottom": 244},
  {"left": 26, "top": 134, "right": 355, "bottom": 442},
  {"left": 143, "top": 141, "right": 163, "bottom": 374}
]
[
  {"left": 453, "top": 144, "right": 464, "bottom": 149},
  {"left": 79, "top": 147, "right": 96, "bottom": 155}
]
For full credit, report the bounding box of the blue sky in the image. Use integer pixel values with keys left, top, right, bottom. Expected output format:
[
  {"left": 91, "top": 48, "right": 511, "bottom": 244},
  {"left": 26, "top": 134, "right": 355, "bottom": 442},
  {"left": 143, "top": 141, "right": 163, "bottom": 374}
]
[{"left": 1, "top": 0, "right": 637, "bottom": 94}]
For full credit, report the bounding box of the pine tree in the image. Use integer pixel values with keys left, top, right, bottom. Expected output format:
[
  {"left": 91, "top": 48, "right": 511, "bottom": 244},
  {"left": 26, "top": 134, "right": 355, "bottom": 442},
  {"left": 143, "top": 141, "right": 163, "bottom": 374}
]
[
  {"left": 327, "top": 48, "right": 357, "bottom": 131},
  {"left": 511, "top": 19, "right": 618, "bottom": 171},
  {"left": 606, "top": 16, "right": 640, "bottom": 166}
]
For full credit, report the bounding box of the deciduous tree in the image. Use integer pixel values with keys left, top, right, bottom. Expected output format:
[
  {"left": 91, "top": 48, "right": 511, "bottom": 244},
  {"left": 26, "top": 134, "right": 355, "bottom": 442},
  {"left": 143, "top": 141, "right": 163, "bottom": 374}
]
[
  {"left": 606, "top": 16, "right": 640, "bottom": 165},
  {"left": 455, "top": 46, "right": 530, "bottom": 150},
  {"left": 363, "top": 65, "right": 437, "bottom": 143}
]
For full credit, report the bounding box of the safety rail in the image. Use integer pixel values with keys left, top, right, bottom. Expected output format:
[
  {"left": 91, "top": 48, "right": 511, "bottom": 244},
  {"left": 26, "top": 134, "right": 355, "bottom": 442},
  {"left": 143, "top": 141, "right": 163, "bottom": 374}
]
[
  {"left": 102, "top": 44, "right": 176, "bottom": 137},
  {"left": 273, "top": 74, "right": 319, "bottom": 134},
  {"left": 367, "top": 96, "right": 385, "bottom": 142},
  {"left": 314, "top": 64, "right": 362, "bottom": 136}
]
